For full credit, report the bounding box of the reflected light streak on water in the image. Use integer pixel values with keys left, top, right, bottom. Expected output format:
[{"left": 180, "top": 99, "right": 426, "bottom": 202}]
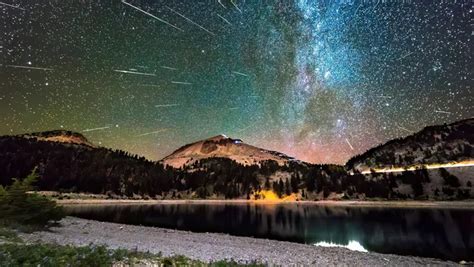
[{"left": 314, "top": 240, "right": 368, "bottom": 252}]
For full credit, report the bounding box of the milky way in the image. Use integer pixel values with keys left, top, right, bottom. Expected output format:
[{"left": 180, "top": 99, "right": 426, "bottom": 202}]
[{"left": 0, "top": 0, "right": 472, "bottom": 164}]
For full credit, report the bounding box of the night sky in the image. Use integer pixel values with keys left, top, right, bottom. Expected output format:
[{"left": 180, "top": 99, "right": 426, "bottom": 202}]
[{"left": 1, "top": 0, "right": 472, "bottom": 164}]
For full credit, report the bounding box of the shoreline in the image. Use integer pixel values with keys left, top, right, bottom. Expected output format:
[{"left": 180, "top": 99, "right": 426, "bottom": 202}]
[
  {"left": 56, "top": 198, "right": 474, "bottom": 209},
  {"left": 19, "top": 217, "right": 457, "bottom": 266}
]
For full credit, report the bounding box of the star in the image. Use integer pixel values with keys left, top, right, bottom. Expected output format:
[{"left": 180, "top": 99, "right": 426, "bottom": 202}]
[{"left": 0, "top": 1, "right": 470, "bottom": 164}]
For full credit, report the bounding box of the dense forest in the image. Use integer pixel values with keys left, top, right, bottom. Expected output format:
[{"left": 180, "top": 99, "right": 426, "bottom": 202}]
[
  {"left": 0, "top": 136, "right": 177, "bottom": 196},
  {"left": 0, "top": 131, "right": 472, "bottom": 200}
]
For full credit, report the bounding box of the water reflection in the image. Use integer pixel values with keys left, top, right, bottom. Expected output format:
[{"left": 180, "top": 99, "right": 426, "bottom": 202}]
[
  {"left": 314, "top": 240, "right": 368, "bottom": 252},
  {"left": 64, "top": 203, "right": 474, "bottom": 261}
]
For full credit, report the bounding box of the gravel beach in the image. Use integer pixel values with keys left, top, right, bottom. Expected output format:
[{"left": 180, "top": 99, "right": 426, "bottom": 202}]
[
  {"left": 56, "top": 198, "right": 474, "bottom": 209},
  {"left": 19, "top": 217, "right": 457, "bottom": 266}
]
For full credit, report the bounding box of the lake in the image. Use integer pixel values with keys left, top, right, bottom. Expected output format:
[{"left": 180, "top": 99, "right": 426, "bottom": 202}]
[{"left": 64, "top": 203, "right": 474, "bottom": 262}]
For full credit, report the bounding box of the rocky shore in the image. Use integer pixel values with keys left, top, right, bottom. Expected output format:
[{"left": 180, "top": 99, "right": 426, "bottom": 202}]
[
  {"left": 55, "top": 198, "right": 474, "bottom": 209},
  {"left": 20, "top": 217, "right": 457, "bottom": 266}
]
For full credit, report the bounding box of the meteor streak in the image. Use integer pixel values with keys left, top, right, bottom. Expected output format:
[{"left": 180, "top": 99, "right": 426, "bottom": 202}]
[
  {"left": 121, "top": 0, "right": 183, "bottom": 32},
  {"left": 114, "top": 69, "right": 156, "bottom": 76},
  {"left": 171, "top": 81, "right": 192, "bottom": 85},
  {"left": 83, "top": 126, "right": 110, "bottom": 132},
  {"left": 139, "top": 84, "right": 161, "bottom": 87},
  {"left": 396, "top": 124, "right": 412, "bottom": 133},
  {"left": 0, "top": 1, "right": 25, "bottom": 10},
  {"left": 345, "top": 138, "right": 354, "bottom": 150},
  {"left": 136, "top": 129, "right": 168, "bottom": 137},
  {"left": 230, "top": 0, "right": 242, "bottom": 13},
  {"left": 217, "top": 14, "right": 232, "bottom": 26},
  {"left": 236, "top": 123, "right": 256, "bottom": 133},
  {"left": 217, "top": 0, "right": 226, "bottom": 8},
  {"left": 435, "top": 110, "right": 452, "bottom": 114},
  {"left": 236, "top": 124, "right": 253, "bottom": 133},
  {"left": 6, "top": 65, "right": 53, "bottom": 71},
  {"left": 161, "top": 65, "right": 178, "bottom": 71},
  {"left": 398, "top": 51, "right": 414, "bottom": 60},
  {"left": 232, "top": 71, "right": 249, "bottom": 77},
  {"left": 166, "top": 6, "right": 215, "bottom": 36},
  {"left": 155, "top": 104, "right": 180, "bottom": 107}
]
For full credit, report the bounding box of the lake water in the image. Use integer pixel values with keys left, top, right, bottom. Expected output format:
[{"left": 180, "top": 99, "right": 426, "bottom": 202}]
[{"left": 64, "top": 203, "right": 474, "bottom": 262}]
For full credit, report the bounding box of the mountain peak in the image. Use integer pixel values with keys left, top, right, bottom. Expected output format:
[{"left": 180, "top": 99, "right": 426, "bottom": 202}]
[
  {"left": 207, "top": 134, "right": 230, "bottom": 141},
  {"left": 161, "top": 135, "right": 297, "bottom": 168},
  {"left": 19, "top": 130, "right": 95, "bottom": 147}
]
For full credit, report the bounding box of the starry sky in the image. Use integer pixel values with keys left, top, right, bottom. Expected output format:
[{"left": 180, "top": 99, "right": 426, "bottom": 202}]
[{"left": 0, "top": 0, "right": 472, "bottom": 164}]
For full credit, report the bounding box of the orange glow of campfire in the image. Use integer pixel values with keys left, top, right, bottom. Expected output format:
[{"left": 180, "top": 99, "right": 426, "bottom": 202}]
[{"left": 254, "top": 190, "right": 298, "bottom": 202}]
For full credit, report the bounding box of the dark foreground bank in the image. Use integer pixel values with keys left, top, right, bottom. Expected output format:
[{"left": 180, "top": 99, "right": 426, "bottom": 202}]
[{"left": 17, "top": 217, "right": 459, "bottom": 266}]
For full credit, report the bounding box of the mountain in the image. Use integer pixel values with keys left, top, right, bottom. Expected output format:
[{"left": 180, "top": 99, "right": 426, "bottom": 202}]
[
  {"left": 347, "top": 118, "right": 474, "bottom": 172},
  {"left": 1, "top": 119, "right": 472, "bottom": 201},
  {"left": 18, "top": 130, "right": 95, "bottom": 147},
  {"left": 0, "top": 131, "right": 176, "bottom": 196},
  {"left": 161, "top": 134, "right": 300, "bottom": 168},
  {"left": 344, "top": 118, "right": 473, "bottom": 200},
  {"left": 0, "top": 130, "right": 341, "bottom": 200}
]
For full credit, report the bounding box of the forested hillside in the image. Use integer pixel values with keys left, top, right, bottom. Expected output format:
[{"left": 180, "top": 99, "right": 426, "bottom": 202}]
[
  {"left": 0, "top": 135, "right": 177, "bottom": 196},
  {"left": 0, "top": 134, "right": 348, "bottom": 199},
  {"left": 0, "top": 122, "right": 472, "bottom": 201},
  {"left": 347, "top": 118, "right": 474, "bottom": 171}
]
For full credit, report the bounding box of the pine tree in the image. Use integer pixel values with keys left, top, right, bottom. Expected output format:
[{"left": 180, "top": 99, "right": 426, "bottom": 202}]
[
  {"left": 0, "top": 168, "right": 65, "bottom": 227},
  {"left": 278, "top": 179, "right": 284, "bottom": 197},
  {"left": 285, "top": 178, "right": 291, "bottom": 195},
  {"left": 264, "top": 177, "right": 271, "bottom": 190}
]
